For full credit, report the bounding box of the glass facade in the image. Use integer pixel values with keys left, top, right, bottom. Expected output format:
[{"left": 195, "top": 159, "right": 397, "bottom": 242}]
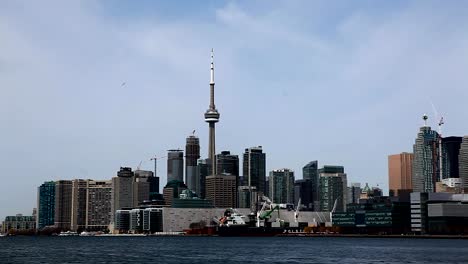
[{"left": 37, "top": 181, "right": 55, "bottom": 230}]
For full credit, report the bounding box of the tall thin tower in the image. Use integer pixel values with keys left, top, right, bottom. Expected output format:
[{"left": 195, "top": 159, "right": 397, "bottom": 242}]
[{"left": 204, "top": 49, "right": 220, "bottom": 176}]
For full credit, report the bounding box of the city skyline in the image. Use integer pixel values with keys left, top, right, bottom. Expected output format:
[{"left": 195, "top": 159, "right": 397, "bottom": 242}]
[{"left": 2, "top": 1, "right": 468, "bottom": 219}]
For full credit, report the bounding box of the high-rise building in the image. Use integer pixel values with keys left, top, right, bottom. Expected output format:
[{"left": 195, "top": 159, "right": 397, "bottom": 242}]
[
  {"left": 302, "top": 160, "right": 320, "bottom": 210},
  {"left": 196, "top": 159, "right": 211, "bottom": 198},
  {"left": 185, "top": 135, "right": 200, "bottom": 191},
  {"left": 205, "top": 174, "right": 237, "bottom": 208},
  {"left": 294, "top": 180, "right": 313, "bottom": 210},
  {"left": 319, "top": 165, "right": 347, "bottom": 212},
  {"left": 70, "top": 179, "right": 112, "bottom": 232},
  {"left": 204, "top": 49, "right": 220, "bottom": 177},
  {"left": 37, "top": 181, "right": 55, "bottom": 230},
  {"left": 243, "top": 146, "right": 266, "bottom": 194},
  {"left": 269, "top": 169, "right": 295, "bottom": 204},
  {"left": 163, "top": 180, "right": 188, "bottom": 206},
  {"left": 459, "top": 136, "right": 468, "bottom": 192},
  {"left": 135, "top": 170, "right": 158, "bottom": 200},
  {"left": 238, "top": 185, "right": 257, "bottom": 209},
  {"left": 347, "top": 182, "right": 362, "bottom": 204},
  {"left": 111, "top": 167, "right": 134, "bottom": 222},
  {"left": 441, "top": 136, "right": 462, "bottom": 179},
  {"left": 167, "top": 149, "right": 184, "bottom": 183},
  {"left": 54, "top": 180, "right": 72, "bottom": 230},
  {"left": 412, "top": 125, "right": 439, "bottom": 193},
  {"left": 217, "top": 151, "right": 240, "bottom": 205},
  {"left": 388, "top": 152, "right": 413, "bottom": 197}
]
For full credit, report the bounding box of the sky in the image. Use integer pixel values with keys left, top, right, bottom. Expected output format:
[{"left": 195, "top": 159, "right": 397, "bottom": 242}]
[{"left": 1, "top": 0, "right": 468, "bottom": 219}]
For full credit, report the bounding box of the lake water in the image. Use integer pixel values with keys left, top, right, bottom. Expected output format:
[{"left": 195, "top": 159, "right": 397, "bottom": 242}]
[{"left": 1, "top": 236, "right": 468, "bottom": 263}]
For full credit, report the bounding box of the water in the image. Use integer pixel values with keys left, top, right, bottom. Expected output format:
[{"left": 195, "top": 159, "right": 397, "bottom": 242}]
[{"left": 1, "top": 236, "right": 468, "bottom": 264}]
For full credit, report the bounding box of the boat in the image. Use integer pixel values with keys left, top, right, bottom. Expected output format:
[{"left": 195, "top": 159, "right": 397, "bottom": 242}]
[
  {"left": 217, "top": 208, "right": 285, "bottom": 237},
  {"left": 58, "top": 231, "right": 79, "bottom": 236}
]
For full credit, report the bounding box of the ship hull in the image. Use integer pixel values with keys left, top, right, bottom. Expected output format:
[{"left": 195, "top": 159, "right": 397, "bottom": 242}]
[{"left": 217, "top": 225, "right": 285, "bottom": 237}]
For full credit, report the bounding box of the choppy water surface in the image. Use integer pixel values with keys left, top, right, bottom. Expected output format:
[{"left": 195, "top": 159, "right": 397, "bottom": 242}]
[{"left": 1, "top": 236, "right": 468, "bottom": 264}]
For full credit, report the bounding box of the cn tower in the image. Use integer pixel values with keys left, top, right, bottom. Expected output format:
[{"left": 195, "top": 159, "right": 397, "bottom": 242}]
[{"left": 204, "top": 49, "right": 220, "bottom": 176}]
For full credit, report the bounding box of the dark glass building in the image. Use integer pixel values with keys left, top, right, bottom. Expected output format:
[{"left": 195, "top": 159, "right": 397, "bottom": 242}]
[
  {"left": 167, "top": 149, "right": 184, "bottom": 183},
  {"left": 243, "top": 146, "right": 266, "bottom": 194},
  {"left": 197, "top": 158, "right": 211, "bottom": 199},
  {"left": 37, "top": 181, "right": 55, "bottom": 230},
  {"left": 185, "top": 135, "right": 200, "bottom": 191},
  {"left": 303, "top": 161, "right": 319, "bottom": 210},
  {"left": 441, "top": 136, "right": 462, "bottom": 179}
]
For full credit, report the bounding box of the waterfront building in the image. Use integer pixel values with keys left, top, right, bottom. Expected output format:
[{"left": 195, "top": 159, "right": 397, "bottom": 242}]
[
  {"left": 143, "top": 208, "right": 163, "bottom": 233},
  {"left": 410, "top": 192, "right": 468, "bottom": 234},
  {"left": 332, "top": 196, "right": 411, "bottom": 234},
  {"left": 319, "top": 166, "right": 347, "bottom": 212},
  {"left": 238, "top": 185, "right": 257, "bottom": 209},
  {"left": 114, "top": 209, "right": 130, "bottom": 232},
  {"left": 37, "top": 181, "right": 55, "bottom": 230},
  {"left": 412, "top": 123, "right": 439, "bottom": 193},
  {"left": 185, "top": 135, "right": 200, "bottom": 191},
  {"left": 2, "top": 214, "right": 36, "bottom": 234},
  {"left": 54, "top": 180, "right": 73, "bottom": 230},
  {"left": 70, "top": 179, "right": 112, "bottom": 232},
  {"left": 243, "top": 146, "right": 266, "bottom": 194},
  {"left": 111, "top": 167, "right": 134, "bottom": 222},
  {"left": 205, "top": 174, "right": 237, "bottom": 208},
  {"left": 269, "top": 169, "right": 295, "bottom": 204},
  {"left": 167, "top": 149, "right": 184, "bottom": 183},
  {"left": 388, "top": 152, "right": 413, "bottom": 197},
  {"left": 459, "top": 136, "right": 468, "bottom": 192},
  {"left": 129, "top": 209, "right": 144, "bottom": 233},
  {"left": 303, "top": 161, "right": 319, "bottom": 209}
]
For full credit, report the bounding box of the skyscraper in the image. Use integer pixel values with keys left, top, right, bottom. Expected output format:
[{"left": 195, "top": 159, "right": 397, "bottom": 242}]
[
  {"left": 269, "top": 169, "right": 295, "bottom": 204},
  {"left": 196, "top": 158, "right": 211, "bottom": 198},
  {"left": 205, "top": 174, "right": 237, "bottom": 208},
  {"left": 216, "top": 151, "right": 239, "bottom": 177},
  {"left": 459, "top": 136, "right": 468, "bottom": 192},
  {"left": 167, "top": 149, "right": 184, "bottom": 183},
  {"left": 54, "top": 180, "right": 72, "bottom": 230},
  {"left": 441, "top": 136, "right": 462, "bottom": 179},
  {"left": 388, "top": 152, "right": 413, "bottom": 197},
  {"left": 412, "top": 124, "right": 439, "bottom": 193},
  {"left": 111, "top": 167, "right": 134, "bottom": 223},
  {"left": 302, "top": 160, "right": 319, "bottom": 210},
  {"left": 204, "top": 49, "right": 220, "bottom": 176},
  {"left": 318, "top": 165, "right": 347, "bottom": 212},
  {"left": 185, "top": 135, "right": 200, "bottom": 191},
  {"left": 243, "top": 146, "right": 266, "bottom": 194},
  {"left": 37, "top": 181, "right": 55, "bottom": 230}
]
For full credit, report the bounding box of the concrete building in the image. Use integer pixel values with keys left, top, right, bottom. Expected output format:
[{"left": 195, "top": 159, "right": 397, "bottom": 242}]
[
  {"left": 388, "top": 152, "right": 413, "bottom": 197},
  {"left": 302, "top": 161, "right": 320, "bottom": 210},
  {"left": 205, "top": 174, "right": 237, "bottom": 208},
  {"left": 135, "top": 170, "right": 158, "bottom": 201},
  {"left": 185, "top": 135, "right": 200, "bottom": 191},
  {"left": 37, "top": 181, "right": 55, "bottom": 230},
  {"left": 54, "top": 180, "right": 73, "bottom": 230},
  {"left": 411, "top": 192, "right": 468, "bottom": 234},
  {"left": 111, "top": 167, "right": 135, "bottom": 223},
  {"left": 269, "top": 169, "right": 295, "bottom": 204},
  {"left": 412, "top": 124, "right": 439, "bottom": 193},
  {"left": 2, "top": 214, "right": 36, "bottom": 234},
  {"left": 243, "top": 146, "right": 266, "bottom": 194},
  {"left": 319, "top": 166, "right": 347, "bottom": 212},
  {"left": 167, "top": 150, "right": 184, "bottom": 183},
  {"left": 459, "top": 136, "right": 468, "bottom": 192},
  {"left": 69, "top": 179, "right": 112, "bottom": 232},
  {"left": 204, "top": 49, "right": 221, "bottom": 178}
]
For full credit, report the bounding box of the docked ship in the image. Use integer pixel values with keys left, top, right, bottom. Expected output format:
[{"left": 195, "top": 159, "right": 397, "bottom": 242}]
[{"left": 217, "top": 200, "right": 286, "bottom": 237}]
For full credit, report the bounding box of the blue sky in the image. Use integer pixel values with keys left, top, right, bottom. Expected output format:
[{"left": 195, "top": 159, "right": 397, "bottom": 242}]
[{"left": 1, "top": 0, "right": 468, "bottom": 219}]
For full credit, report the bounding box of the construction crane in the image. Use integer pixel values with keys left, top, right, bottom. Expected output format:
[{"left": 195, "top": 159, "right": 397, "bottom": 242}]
[
  {"left": 294, "top": 198, "right": 301, "bottom": 223},
  {"left": 136, "top": 160, "right": 143, "bottom": 170},
  {"left": 150, "top": 155, "right": 167, "bottom": 178},
  {"left": 256, "top": 196, "right": 280, "bottom": 227}
]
